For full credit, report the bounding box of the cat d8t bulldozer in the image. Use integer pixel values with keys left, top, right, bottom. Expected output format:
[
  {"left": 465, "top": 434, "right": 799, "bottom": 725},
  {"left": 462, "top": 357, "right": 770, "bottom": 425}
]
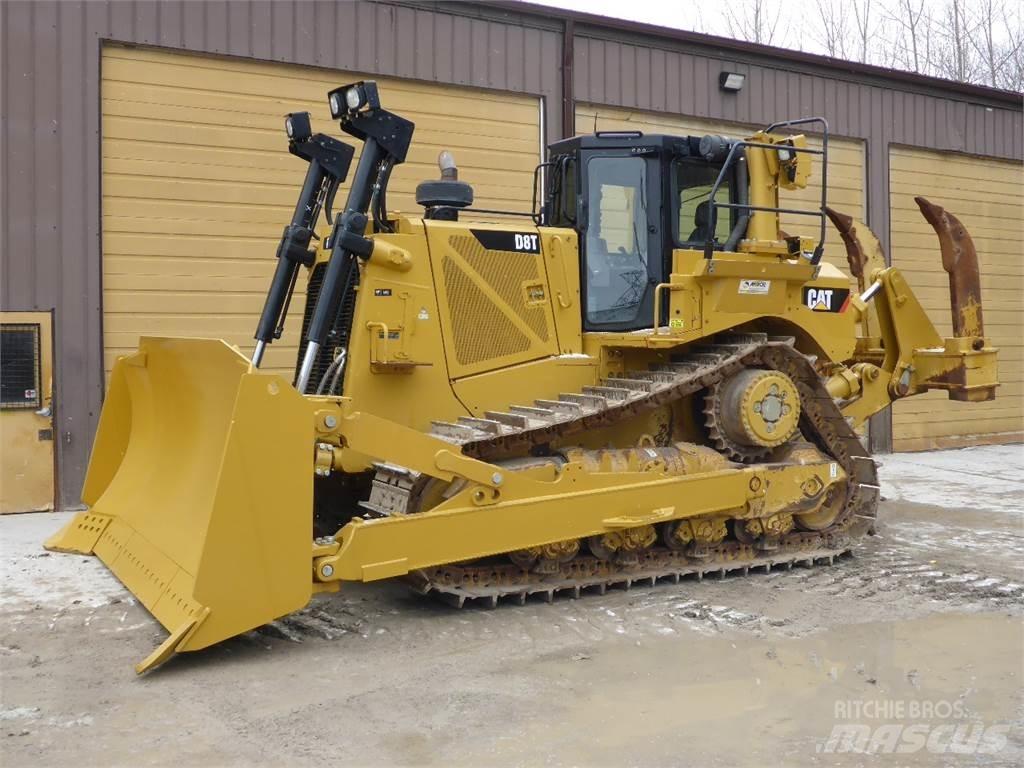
[{"left": 47, "top": 82, "right": 998, "bottom": 673}]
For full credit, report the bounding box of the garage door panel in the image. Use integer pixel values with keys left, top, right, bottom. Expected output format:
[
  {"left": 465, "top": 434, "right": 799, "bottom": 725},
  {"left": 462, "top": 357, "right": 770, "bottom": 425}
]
[
  {"left": 104, "top": 274, "right": 283, "bottom": 295},
  {"left": 889, "top": 179, "right": 1022, "bottom": 204},
  {"left": 889, "top": 220, "right": 1022, "bottom": 242},
  {"left": 104, "top": 233, "right": 272, "bottom": 260},
  {"left": 101, "top": 45, "right": 541, "bottom": 380},
  {"left": 104, "top": 291, "right": 275, "bottom": 315},
  {"left": 106, "top": 85, "right": 540, "bottom": 144},
  {"left": 104, "top": 51, "right": 541, "bottom": 122},
  {"left": 104, "top": 214, "right": 286, "bottom": 240},
  {"left": 889, "top": 253, "right": 1023, "bottom": 274},
  {"left": 892, "top": 271, "right": 1022, "bottom": 293},
  {"left": 105, "top": 175, "right": 532, "bottom": 220},
  {"left": 105, "top": 175, "right": 309, "bottom": 208},
  {"left": 104, "top": 161, "right": 534, "bottom": 209},
  {"left": 107, "top": 108, "right": 542, "bottom": 158},
  {"left": 889, "top": 146, "right": 1023, "bottom": 450},
  {"left": 104, "top": 116, "right": 540, "bottom": 176},
  {"left": 898, "top": 392, "right": 1023, "bottom": 416},
  {"left": 889, "top": 200, "right": 1021, "bottom": 224},
  {"left": 891, "top": 151, "right": 1021, "bottom": 180}
]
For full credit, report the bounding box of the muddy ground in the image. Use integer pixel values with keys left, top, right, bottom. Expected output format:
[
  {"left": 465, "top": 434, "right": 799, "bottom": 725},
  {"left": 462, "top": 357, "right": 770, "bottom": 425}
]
[{"left": 2, "top": 445, "right": 1022, "bottom": 767}]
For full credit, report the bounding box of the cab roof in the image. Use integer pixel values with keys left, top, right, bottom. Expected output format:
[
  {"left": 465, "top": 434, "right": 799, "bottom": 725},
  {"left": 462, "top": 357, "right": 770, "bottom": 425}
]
[{"left": 547, "top": 131, "right": 724, "bottom": 158}]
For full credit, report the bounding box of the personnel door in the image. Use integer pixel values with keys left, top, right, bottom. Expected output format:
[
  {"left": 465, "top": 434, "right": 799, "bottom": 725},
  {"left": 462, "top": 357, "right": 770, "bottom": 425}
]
[{"left": 1, "top": 311, "right": 55, "bottom": 513}]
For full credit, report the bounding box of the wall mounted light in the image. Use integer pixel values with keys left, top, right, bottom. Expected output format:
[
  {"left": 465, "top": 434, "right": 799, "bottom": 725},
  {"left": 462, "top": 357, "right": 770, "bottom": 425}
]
[{"left": 719, "top": 72, "right": 746, "bottom": 92}]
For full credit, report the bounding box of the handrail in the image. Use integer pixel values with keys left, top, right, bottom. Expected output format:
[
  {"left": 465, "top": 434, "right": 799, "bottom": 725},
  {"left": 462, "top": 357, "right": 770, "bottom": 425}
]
[
  {"left": 703, "top": 117, "right": 831, "bottom": 265},
  {"left": 652, "top": 282, "right": 688, "bottom": 334},
  {"left": 531, "top": 160, "right": 557, "bottom": 225}
]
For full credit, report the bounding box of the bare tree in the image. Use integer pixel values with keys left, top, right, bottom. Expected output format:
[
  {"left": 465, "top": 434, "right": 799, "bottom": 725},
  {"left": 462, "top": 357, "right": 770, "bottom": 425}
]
[
  {"left": 850, "top": 0, "right": 877, "bottom": 63},
  {"left": 813, "top": 0, "right": 851, "bottom": 59},
  {"left": 967, "top": 0, "right": 1024, "bottom": 89},
  {"left": 885, "top": 0, "right": 933, "bottom": 73},
  {"left": 723, "top": 0, "right": 786, "bottom": 47},
  {"left": 1002, "top": 18, "right": 1024, "bottom": 91},
  {"left": 930, "top": 0, "right": 983, "bottom": 83},
  {"left": 710, "top": 0, "right": 1022, "bottom": 91}
]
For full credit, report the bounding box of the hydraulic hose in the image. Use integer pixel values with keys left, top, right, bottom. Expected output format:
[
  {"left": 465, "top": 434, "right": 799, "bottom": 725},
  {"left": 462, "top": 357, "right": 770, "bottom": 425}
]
[{"left": 724, "top": 155, "right": 749, "bottom": 252}]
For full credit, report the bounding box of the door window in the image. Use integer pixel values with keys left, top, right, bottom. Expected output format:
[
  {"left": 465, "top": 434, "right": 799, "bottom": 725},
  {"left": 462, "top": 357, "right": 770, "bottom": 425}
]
[
  {"left": 584, "top": 156, "right": 649, "bottom": 326},
  {"left": 675, "top": 159, "right": 732, "bottom": 246}
]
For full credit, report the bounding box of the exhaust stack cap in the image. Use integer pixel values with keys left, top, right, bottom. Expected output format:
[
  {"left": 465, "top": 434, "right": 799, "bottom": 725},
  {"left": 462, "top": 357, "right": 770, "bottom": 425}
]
[{"left": 416, "top": 150, "right": 474, "bottom": 220}]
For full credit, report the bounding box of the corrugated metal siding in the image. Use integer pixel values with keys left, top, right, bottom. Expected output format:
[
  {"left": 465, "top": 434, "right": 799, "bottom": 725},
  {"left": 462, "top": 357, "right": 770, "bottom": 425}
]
[
  {"left": 3, "top": 0, "right": 1023, "bottom": 507},
  {"left": 101, "top": 44, "right": 542, "bottom": 378},
  {"left": 574, "top": 35, "right": 1023, "bottom": 161},
  {"left": 0, "top": 0, "right": 559, "bottom": 508},
  {"left": 889, "top": 147, "right": 1024, "bottom": 450}
]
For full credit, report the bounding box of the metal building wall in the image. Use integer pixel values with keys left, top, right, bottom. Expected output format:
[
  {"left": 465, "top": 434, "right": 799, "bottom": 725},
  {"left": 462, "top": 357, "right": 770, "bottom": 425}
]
[
  {"left": 572, "top": 34, "right": 1021, "bottom": 158},
  {"left": 2, "top": 0, "right": 1021, "bottom": 506},
  {"left": 0, "top": 0, "right": 563, "bottom": 508}
]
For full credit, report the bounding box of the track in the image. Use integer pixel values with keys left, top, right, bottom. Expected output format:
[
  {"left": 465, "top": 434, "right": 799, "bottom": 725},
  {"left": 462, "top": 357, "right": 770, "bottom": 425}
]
[{"left": 364, "top": 333, "right": 880, "bottom": 607}]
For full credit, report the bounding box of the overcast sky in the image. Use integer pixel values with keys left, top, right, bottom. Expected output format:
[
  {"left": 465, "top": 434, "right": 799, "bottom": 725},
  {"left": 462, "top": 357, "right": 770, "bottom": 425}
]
[
  {"left": 532, "top": 0, "right": 767, "bottom": 40},
  {"left": 529, "top": 0, "right": 1016, "bottom": 56}
]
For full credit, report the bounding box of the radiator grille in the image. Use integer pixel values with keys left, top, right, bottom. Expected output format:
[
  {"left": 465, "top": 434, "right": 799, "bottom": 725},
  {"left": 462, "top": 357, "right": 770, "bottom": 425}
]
[
  {"left": 442, "top": 255, "right": 531, "bottom": 365},
  {"left": 443, "top": 235, "right": 551, "bottom": 367},
  {"left": 1, "top": 323, "right": 42, "bottom": 409},
  {"left": 449, "top": 236, "right": 549, "bottom": 343}
]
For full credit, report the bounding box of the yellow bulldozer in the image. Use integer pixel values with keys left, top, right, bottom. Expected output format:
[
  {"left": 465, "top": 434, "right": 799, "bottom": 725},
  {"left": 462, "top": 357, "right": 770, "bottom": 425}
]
[{"left": 47, "top": 82, "right": 998, "bottom": 673}]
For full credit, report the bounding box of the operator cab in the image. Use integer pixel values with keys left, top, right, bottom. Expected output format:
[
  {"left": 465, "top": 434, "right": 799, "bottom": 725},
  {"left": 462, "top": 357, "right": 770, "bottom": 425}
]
[{"left": 542, "top": 132, "right": 746, "bottom": 333}]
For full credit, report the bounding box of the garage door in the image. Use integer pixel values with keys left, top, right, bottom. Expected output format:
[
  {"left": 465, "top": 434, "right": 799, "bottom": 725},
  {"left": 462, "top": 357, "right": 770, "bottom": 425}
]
[
  {"left": 576, "top": 105, "right": 866, "bottom": 278},
  {"left": 101, "top": 45, "right": 542, "bottom": 378},
  {"left": 889, "top": 147, "right": 1023, "bottom": 451}
]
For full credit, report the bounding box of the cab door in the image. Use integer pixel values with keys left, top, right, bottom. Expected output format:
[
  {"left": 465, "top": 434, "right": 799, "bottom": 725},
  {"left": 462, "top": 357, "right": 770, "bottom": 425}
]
[
  {"left": 579, "top": 150, "right": 664, "bottom": 332},
  {"left": 0, "top": 312, "right": 55, "bottom": 513}
]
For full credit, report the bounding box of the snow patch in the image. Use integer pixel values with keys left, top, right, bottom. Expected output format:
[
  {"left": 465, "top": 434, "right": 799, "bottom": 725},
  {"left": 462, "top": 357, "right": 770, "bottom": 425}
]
[
  {"left": 878, "top": 445, "right": 1024, "bottom": 516},
  {"left": 1, "top": 512, "right": 129, "bottom": 610}
]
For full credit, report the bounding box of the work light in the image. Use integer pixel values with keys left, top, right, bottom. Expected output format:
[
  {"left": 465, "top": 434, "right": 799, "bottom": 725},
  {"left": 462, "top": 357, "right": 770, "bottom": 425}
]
[
  {"left": 327, "top": 81, "right": 382, "bottom": 119},
  {"left": 719, "top": 72, "right": 746, "bottom": 92},
  {"left": 284, "top": 111, "right": 312, "bottom": 142}
]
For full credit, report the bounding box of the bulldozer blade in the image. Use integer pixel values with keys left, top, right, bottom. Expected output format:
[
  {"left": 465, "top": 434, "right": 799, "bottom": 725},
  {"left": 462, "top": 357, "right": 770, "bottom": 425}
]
[
  {"left": 915, "top": 196, "right": 985, "bottom": 339},
  {"left": 45, "top": 338, "right": 315, "bottom": 673}
]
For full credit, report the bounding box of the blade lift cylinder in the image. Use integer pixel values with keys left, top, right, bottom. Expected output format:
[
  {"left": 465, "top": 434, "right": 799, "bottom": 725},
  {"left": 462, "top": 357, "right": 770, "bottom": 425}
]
[
  {"left": 252, "top": 125, "right": 354, "bottom": 368},
  {"left": 295, "top": 84, "right": 415, "bottom": 393}
]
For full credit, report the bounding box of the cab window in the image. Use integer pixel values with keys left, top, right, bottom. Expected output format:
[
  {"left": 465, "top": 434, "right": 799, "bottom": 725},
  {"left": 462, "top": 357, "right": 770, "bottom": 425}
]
[
  {"left": 584, "top": 156, "right": 649, "bottom": 326},
  {"left": 675, "top": 158, "right": 732, "bottom": 246}
]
